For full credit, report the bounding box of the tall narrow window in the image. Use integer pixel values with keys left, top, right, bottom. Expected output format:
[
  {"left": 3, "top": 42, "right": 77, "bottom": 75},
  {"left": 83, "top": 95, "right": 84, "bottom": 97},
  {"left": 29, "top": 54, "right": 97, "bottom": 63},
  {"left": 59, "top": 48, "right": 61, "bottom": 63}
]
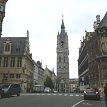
[
  {"left": 3, "top": 57, "right": 8, "bottom": 67},
  {"left": 16, "top": 74, "right": 21, "bottom": 78},
  {"left": 10, "top": 74, "right": 14, "bottom": 78},
  {"left": 17, "top": 57, "right": 22, "bottom": 67},
  {"left": 59, "top": 56, "right": 61, "bottom": 62},
  {"left": 5, "top": 43, "right": 10, "bottom": 52},
  {"left": 10, "top": 57, "right": 15, "bottom": 67},
  {"left": 64, "top": 56, "right": 65, "bottom": 62}
]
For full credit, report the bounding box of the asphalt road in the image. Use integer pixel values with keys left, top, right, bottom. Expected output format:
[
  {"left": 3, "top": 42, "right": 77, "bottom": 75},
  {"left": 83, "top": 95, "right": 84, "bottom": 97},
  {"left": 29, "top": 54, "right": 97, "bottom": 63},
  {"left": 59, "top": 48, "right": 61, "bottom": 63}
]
[{"left": 0, "top": 93, "right": 105, "bottom": 107}]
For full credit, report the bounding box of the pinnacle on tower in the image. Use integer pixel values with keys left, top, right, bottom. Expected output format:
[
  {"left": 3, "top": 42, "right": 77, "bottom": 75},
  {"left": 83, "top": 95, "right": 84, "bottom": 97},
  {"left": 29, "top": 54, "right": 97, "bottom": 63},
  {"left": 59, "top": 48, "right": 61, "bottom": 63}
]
[{"left": 61, "top": 15, "right": 65, "bottom": 29}]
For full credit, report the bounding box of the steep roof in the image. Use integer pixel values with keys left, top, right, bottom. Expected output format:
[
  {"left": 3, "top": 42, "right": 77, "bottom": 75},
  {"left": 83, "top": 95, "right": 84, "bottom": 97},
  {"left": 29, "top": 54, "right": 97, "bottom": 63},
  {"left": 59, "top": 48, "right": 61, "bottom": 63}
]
[
  {"left": 98, "top": 12, "right": 107, "bottom": 28},
  {"left": 0, "top": 37, "right": 27, "bottom": 55}
]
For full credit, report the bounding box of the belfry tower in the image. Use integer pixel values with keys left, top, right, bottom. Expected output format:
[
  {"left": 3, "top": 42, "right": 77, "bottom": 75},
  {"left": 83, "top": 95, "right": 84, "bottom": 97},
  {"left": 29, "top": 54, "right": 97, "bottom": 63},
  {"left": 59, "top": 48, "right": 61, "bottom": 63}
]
[
  {"left": 57, "top": 16, "right": 69, "bottom": 93},
  {"left": 0, "top": 0, "right": 8, "bottom": 37}
]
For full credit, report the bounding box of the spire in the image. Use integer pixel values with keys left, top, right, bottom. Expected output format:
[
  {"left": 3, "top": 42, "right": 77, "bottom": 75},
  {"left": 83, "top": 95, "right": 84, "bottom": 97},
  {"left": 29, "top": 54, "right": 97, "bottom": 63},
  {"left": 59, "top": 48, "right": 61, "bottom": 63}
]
[
  {"left": 61, "top": 15, "right": 65, "bottom": 29},
  {"left": 98, "top": 12, "right": 107, "bottom": 28},
  {"left": 27, "top": 30, "right": 29, "bottom": 37},
  {"left": 26, "top": 30, "right": 30, "bottom": 53}
]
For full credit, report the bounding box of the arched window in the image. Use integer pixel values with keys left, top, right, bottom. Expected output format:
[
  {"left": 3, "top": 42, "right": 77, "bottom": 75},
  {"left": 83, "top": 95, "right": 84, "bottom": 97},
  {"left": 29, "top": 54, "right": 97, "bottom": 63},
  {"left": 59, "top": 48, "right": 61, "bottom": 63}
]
[{"left": 5, "top": 43, "right": 10, "bottom": 52}]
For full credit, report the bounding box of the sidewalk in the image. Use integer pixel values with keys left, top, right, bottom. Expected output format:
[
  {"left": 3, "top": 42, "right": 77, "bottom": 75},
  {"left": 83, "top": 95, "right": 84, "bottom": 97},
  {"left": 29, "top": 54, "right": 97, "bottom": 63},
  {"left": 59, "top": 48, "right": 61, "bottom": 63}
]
[{"left": 100, "top": 92, "right": 106, "bottom": 107}]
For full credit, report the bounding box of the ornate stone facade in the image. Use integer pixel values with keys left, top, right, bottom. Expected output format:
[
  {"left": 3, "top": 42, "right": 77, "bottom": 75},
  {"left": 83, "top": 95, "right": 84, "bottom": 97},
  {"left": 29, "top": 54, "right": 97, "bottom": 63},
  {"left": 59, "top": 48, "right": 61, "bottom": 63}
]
[
  {"left": 78, "top": 12, "right": 107, "bottom": 91},
  {"left": 0, "top": 31, "right": 34, "bottom": 93}
]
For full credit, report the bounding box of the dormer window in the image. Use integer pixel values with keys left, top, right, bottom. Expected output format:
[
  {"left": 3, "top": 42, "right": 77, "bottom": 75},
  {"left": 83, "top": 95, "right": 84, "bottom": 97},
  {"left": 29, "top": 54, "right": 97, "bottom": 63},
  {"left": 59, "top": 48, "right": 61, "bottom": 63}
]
[
  {"left": 5, "top": 43, "right": 10, "bottom": 52},
  {"left": 4, "top": 39, "right": 12, "bottom": 55}
]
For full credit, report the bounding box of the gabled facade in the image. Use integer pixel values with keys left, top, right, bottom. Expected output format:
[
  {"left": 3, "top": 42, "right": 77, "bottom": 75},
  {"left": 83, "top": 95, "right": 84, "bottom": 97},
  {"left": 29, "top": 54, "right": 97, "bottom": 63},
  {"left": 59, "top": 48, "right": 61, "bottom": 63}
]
[
  {"left": 0, "top": 31, "right": 34, "bottom": 92},
  {"left": 56, "top": 17, "right": 69, "bottom": 92},
  {"left": 44, "top": 66, "right": 57, "bottom": 89}
]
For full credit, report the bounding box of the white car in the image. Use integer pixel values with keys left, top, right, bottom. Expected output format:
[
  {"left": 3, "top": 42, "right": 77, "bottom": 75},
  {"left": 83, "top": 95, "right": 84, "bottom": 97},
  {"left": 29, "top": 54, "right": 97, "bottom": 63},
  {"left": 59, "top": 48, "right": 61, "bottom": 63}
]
[{"left": 44, "top": 87, "right": 51, "bottom": 93}]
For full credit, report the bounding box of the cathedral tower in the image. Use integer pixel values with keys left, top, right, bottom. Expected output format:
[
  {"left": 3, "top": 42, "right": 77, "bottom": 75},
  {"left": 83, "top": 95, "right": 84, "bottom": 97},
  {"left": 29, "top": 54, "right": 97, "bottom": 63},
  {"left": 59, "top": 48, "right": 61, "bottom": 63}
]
[
  {"left": 0, "top": 0, "right": 8, "bottom": 37},
  {"left": 56, "top": 17, "right": 69, "bottom": 93}
]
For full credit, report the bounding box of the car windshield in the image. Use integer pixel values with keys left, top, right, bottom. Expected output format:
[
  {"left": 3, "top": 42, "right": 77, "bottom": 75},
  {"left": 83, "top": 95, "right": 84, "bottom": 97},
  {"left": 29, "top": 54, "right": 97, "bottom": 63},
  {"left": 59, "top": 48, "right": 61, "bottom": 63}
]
[
  {"left": 2, "top": 84, "right": 10, "bottom": 89},
  {"left": 86, "top": 88, "right": 97, "bottom": 92}
]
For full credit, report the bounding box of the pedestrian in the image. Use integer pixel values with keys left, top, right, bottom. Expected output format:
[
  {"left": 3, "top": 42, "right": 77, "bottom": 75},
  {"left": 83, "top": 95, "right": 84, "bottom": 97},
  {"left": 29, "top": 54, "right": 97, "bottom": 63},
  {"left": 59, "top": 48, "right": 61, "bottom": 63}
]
[{"left": 104, "top": 83, "right": 107, "bottom": 107}]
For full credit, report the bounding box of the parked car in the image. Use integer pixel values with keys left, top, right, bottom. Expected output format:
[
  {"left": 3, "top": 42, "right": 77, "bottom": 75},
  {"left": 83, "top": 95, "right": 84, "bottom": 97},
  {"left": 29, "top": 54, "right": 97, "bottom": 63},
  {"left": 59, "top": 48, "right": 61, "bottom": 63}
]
[
  {"left": 84, "top": 87, "right": 100, "bottom": 100},
  {"left": 1, "top": 84, "right": 21, "bottom": 97},
  {"left": 44, "top": 87, "right": 51, "bottom": 93},
  {"left": 0, "top": 85, "right": 2, "bottom": 98}
]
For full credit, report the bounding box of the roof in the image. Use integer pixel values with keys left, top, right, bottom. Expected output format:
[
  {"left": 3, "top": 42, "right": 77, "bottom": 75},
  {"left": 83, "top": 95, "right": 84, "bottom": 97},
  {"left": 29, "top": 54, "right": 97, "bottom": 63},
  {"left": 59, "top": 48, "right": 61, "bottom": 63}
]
[
  {"left": 98, "top": 12, "right": 107, "bottom": 28},
  {"left": 0, "top": 37, "right": 27, "bottom": 55}
]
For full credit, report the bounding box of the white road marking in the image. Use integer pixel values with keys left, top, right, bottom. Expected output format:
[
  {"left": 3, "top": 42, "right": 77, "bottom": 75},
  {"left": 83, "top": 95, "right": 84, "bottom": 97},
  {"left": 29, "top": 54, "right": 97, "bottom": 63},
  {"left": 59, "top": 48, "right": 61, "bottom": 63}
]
[
  {"left": 21, "top": 93, "right": 84, "bottom": 97},
  {"left": 58, "top": 93, "right": 62, "bottom": 96},
  {"left": 36, "top": 93, "right": 40, "bottom": 95},
  {"left": 52, "top": 94, "right": 56, "bottom": 95},
  {"left": 75, "top": 94, "right": 79, "bottom": 96},
  {"left": 47, "top": 94, "right": 51, "bottom": 95},
  {"left": 64, "top": 94, "right": 68, "bottom": 96},
  {"left": 71, "top": 100, "right": 84, "bottom": 107},
  {"left": 41, "top": 94, "right": 45, "bottom": 95},
  {"left": 83, "top": 103, "right": 93, "bottom": 105},
  {"left": 70, "top": 94, "right": 73, "bottom": 96}
]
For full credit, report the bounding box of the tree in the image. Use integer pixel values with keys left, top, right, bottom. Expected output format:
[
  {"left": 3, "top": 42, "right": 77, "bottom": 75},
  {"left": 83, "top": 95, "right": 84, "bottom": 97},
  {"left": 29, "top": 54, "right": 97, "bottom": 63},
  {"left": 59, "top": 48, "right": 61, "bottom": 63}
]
[{"left": 44, "top": 76, "right": 54, "bottom": 89}]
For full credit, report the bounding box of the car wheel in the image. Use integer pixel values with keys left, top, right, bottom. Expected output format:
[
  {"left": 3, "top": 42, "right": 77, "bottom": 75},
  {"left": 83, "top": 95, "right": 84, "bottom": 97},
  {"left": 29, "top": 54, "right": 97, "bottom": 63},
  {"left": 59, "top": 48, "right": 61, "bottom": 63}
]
[
  {"left": 0, "top": 94, "right": 2, "bottom": 99},
  {"left": 17, "top": 93, "right": 20, "bottom": 96},
  {"left": 84, "top": 96, "right": 87, "bottom": 100}
]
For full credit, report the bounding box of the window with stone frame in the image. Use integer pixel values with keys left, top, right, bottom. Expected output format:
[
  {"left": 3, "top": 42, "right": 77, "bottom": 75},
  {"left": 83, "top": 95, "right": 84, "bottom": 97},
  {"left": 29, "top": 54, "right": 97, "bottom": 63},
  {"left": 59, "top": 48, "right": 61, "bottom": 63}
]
[
  {"left": 59, "top": 56, "right": 61, "bottom": 62},
  {"left": 10, "top": 57, "right": 15, "bottom": 67},
  {"left": 17, "top": 57, "right": 22, "bottom": 67},
  {"left": 10, "top": 74, "right": 14, "bottom": 78},
  {"left": 64, "top": 56, "right": 65, "bottom": 62},
  {"left": 5, "top": 43, "right": 10, "bottom": 52},
  {"left": 3, "top": 57, "right": 8, "bottom": 67},
  {"left": 3, "top": 73, "right": 8, "bottom": 78},
  {"left": 16, "top": 74, "right": 21, "bottom": 78}
]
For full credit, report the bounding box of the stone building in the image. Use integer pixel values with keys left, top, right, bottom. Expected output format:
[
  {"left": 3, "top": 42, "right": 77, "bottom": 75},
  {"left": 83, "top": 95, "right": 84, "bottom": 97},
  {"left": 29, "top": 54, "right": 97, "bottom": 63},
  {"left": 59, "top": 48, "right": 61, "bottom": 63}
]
[
  {"left": 44, "top": 66, "right": 57, "bottom": 89},
  {"left": 0, "top": 30, "right": 34, "bottom": 92},
  {"left": 0, "top": 0, "right": 8, "bottom": 37},
  {"left": 56, "top": 17, "right": 69, "bottom": 93},
  {"left": 32, "top": 60, "right": 39, "bottom": 86},
  {"left": 36, "top": 61, "right": 44, "bottom": 86},
  {"left": 78, "top": 12, "right": 107, "bottom": 91},
  {"left": 69, "top": 78, "right": 78, "bottom": 93}
]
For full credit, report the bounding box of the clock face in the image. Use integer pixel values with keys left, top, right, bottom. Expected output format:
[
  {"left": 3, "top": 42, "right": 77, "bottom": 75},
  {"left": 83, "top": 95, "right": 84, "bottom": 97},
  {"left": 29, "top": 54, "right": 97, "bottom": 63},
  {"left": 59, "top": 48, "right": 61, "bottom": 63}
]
[{"left": 0, "top": 5, "right": 3, "bottom": 12}]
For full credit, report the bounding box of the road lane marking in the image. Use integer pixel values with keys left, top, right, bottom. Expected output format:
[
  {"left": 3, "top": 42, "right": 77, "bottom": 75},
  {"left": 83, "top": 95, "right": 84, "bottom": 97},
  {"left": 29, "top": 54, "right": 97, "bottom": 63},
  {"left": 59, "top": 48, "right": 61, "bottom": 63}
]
[
  {"left": 70, "top": 94, "right": 73, "bottom": 96},
  {"left": 64, "top": 94, "right": 68, "bottom": 96},
  {"left": 71, "top": 100, "right": 84, "bottom": 107},
  {"left": 21, "top": 93, "right": 84, "bottom": 97},
  {"left": 52, "top": 94, "right": 56, "bottom": 95},
  {"left": 83, "top": 103, "right": 93, "bottom": 105},
  {"left": 75, "top": 94, "right": 79, "bottom": 96},
  {"left": 58, "top": 94, "right": 62, "bottom": 96},
  {"left": 41, "top": 94, "right": 45, "bottom": 95}
]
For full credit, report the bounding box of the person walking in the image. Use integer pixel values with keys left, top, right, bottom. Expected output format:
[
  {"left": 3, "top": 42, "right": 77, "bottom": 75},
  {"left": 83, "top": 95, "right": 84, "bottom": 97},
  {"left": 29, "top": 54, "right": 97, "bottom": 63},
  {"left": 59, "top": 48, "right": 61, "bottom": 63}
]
[{"left": 104, "top": 83, "right": 107, "bottom": 107}]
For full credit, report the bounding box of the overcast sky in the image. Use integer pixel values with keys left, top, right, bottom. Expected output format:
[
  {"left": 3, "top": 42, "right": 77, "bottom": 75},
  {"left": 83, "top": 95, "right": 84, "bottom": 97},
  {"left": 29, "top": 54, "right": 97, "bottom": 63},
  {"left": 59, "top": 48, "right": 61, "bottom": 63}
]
[{"left": 2, "top": 0, "right": 107, "bottom": 78}]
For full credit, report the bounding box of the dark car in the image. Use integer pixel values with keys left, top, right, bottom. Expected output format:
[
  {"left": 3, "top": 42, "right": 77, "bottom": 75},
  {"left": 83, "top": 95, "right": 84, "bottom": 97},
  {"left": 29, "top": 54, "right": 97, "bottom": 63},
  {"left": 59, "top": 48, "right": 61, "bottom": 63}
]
[
  {"left": 84, "top": 87, "right": 100, "bottom": 100},
  {"left": 1, "top": 84, "right": 21, "bottom": 97},
  {"left": 0, "top": 85, "right": 2, "bottom": 98}
]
